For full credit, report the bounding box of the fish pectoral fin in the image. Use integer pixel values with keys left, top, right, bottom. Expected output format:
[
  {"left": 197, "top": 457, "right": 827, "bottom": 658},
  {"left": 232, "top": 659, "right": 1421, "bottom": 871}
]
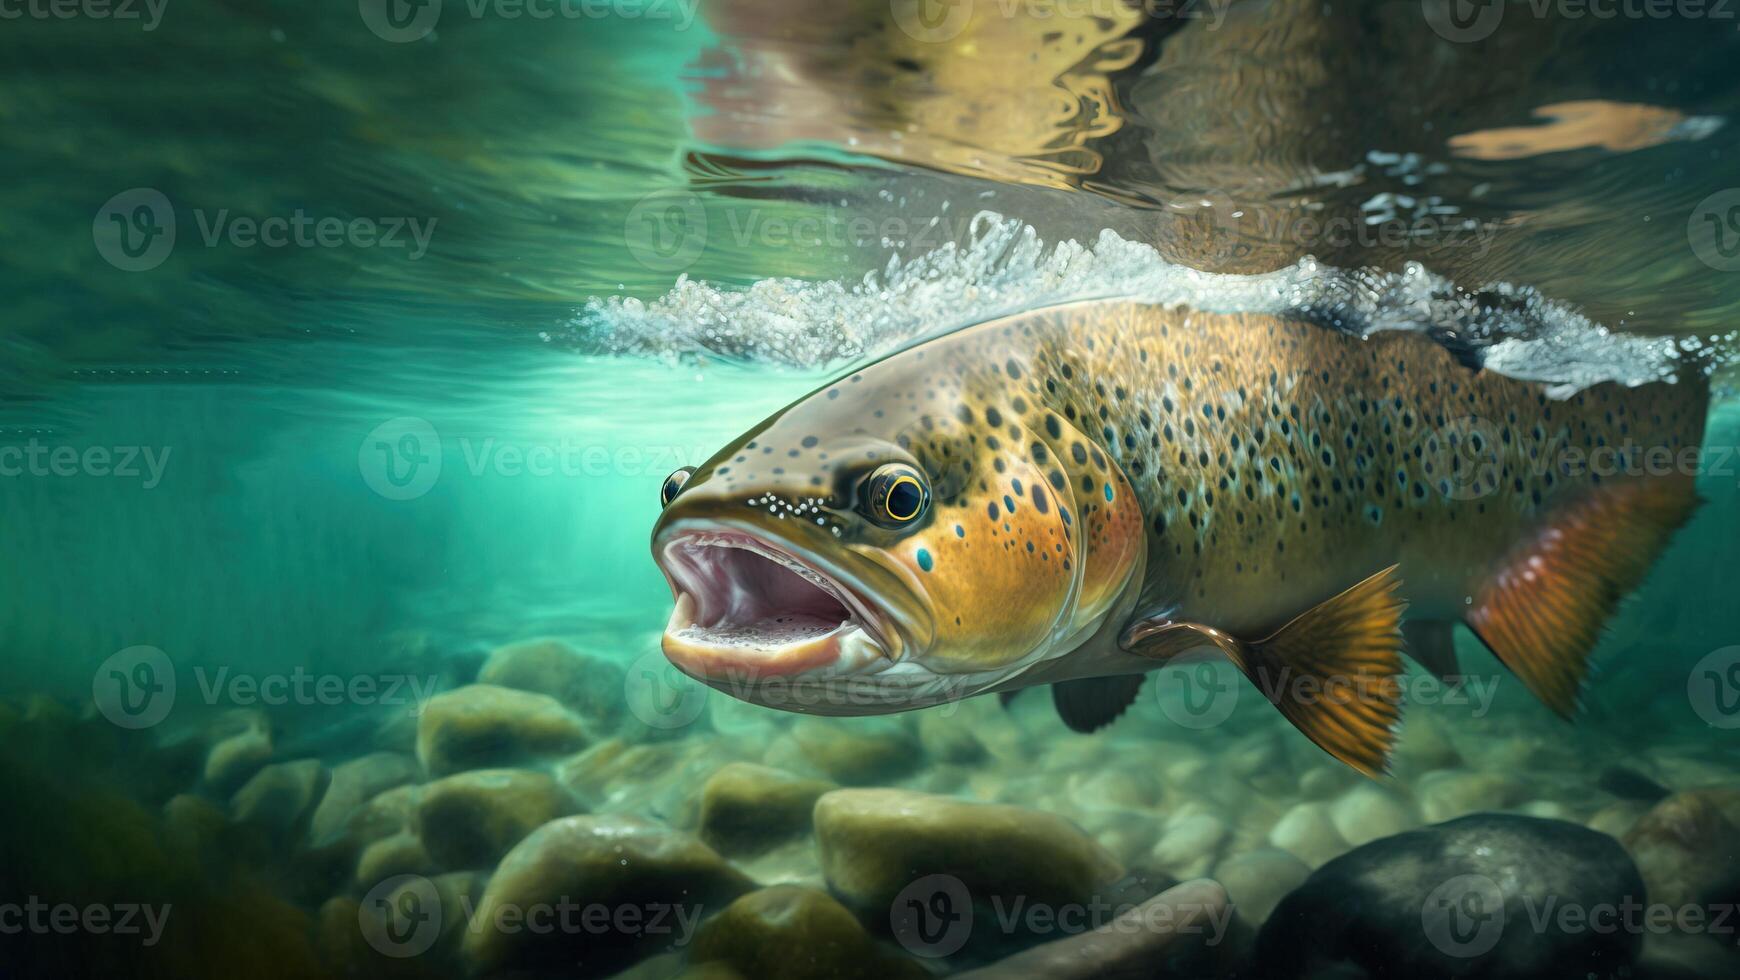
[
  {"left": 1465, "top": 475, "right": 1701, "bottom": 718},
  {"left": 1122, "top": 565, "right": 1408, "bottom": 778},
  {"left": 1051, "top": 675, "right": 1145, "bottom": 734}
]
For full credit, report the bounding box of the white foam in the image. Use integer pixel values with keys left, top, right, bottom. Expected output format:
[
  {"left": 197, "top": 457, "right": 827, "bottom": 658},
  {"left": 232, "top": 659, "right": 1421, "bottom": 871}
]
[{"left": 570, "top": 212, "right": 1730, "bottom": 397}]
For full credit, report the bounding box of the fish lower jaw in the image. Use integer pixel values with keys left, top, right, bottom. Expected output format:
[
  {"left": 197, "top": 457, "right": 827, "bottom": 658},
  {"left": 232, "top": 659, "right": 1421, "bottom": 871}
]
[{"left": 661, "top": 592, "right": 887, "bottom": 681}]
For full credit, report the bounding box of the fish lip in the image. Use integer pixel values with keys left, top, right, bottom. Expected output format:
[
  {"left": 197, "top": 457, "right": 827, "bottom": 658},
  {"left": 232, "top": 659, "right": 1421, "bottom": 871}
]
[{"left": 654, "top": 522, "right": 898, "bottom": 661}]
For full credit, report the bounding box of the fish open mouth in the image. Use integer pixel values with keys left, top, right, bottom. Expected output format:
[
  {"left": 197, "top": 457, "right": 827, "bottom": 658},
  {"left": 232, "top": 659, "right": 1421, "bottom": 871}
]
[{"left": 657, "top": 530, "right": 890, "bottom": 679}]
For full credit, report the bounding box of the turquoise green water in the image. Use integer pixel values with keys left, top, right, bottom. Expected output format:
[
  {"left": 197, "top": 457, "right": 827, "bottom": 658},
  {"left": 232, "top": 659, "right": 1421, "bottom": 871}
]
[{"left": 6, "top": 2, "right": 1740, "bottom": 978}]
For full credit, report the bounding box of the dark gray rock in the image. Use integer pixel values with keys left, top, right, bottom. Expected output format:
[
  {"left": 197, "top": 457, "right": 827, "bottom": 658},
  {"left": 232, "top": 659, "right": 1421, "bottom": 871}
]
[{"left": 1254, "top": 813, "right": 1646, "bottom": 980}]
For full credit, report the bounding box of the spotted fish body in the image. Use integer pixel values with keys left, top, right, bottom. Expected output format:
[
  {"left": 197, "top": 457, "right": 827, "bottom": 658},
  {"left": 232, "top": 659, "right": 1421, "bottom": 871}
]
[{"left": 653, "top": 300, "right": 1705, "bottom": 772}]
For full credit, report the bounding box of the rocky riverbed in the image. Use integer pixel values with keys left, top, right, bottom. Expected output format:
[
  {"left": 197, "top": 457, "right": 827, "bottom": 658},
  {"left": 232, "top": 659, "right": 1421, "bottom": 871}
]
[{"left": 4, "top": 636, "right": 1739, "bottom": 979}]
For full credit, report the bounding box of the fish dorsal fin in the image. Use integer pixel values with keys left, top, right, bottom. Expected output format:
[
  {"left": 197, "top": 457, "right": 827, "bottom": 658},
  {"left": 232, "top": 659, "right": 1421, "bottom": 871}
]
[
  {"left": 1051, "top": 675, "right": 1145, "bottom": 733},
  {"left": 1122, "top": 565, "right": 1408, "bottom": 777},
  {"left": 1465, "top": 477, "right": 1700, "bottom": 717}
]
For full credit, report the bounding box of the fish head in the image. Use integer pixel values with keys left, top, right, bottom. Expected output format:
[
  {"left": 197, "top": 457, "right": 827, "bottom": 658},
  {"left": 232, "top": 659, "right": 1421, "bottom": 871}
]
[{"left": 651, "top": 329, "right": 1146, "bottom": 714}]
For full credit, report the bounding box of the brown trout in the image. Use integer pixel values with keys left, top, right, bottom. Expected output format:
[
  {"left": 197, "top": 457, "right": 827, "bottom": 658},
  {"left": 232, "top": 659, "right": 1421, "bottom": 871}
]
[{"left": 650, "top": 300, "right": 1706, "bottom": 774}]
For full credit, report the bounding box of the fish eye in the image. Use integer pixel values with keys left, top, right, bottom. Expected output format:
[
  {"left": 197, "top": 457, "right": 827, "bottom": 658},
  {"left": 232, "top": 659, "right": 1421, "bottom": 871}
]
[
  {"left": 864, "top": 464, "right": 929, "bottom": 527},
  {"left": 660, "top": 467, "right": 695, "bottom": 507}
]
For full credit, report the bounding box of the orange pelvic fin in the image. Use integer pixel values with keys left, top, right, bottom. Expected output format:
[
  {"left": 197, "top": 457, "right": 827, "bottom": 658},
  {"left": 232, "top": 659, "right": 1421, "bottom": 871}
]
[{"left": 1122, "top": 564, "right": 1409, "bottom": 778}]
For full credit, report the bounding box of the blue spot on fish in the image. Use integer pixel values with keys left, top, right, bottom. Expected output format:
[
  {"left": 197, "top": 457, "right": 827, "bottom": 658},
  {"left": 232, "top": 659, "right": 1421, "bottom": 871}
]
[
  {"left": 1103, "top": 483, "right": 1114, "bottom": 502},
  {"left": 916, "top": 548, "right": 934, "bottom": 572}
]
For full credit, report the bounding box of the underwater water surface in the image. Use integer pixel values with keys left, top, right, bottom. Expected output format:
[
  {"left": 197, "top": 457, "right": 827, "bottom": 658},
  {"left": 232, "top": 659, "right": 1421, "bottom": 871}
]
[{"left": 5, "top": 1, "right": 1740, "bottom": 978}]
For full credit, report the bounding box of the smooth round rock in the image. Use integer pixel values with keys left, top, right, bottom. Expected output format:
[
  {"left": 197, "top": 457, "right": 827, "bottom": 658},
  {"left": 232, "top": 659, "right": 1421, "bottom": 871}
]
[
  {"left": 688, "top": 885, "right": 925, "bottom": 980},
  {"left": 1267, "top": 801, "right": 1350, "bottom": 869},
  {"left": 952, "top": 878, "right": 1239, "bottom": 979},
  {"left": 814, "top": 789, "right": 1124, "bottom": 915},
  {"left": 1391, "top": 711, "right": 1462, "bottom": 774},
  {"left": 1214, "top": 848, "right": 1311, "bottom": 925},
  {"left": 462, "top": 815, "right": 753, "bottom": 977},
  {"left": 478, "top": 638, "right": 625, "bottom": 732},
  {"left": 416, "top": 684, "right": 588, "bottom": 776},
  {"left": 230, "top": 759, "right": 330, "bottom": 843},
  {"left": 309, "top": 751, "right": 419, "bottom": 845},
  {"left": 787, "top": 719, "right": 922, "bottom": 786},
  {"left": 697, "top": 763, "right": 835, "bottom": 855},
  {"left": 416, "top": 768, "right": 574, "bottom": 870},
  {"left": 204, "top": 709, "right": 273, "bottom": 792},
  {"left": 1329, "top": 782, "right": 1421, "bottom": 847},
  {"left": 1415, "top": 769, "right": 1526, "bottom": 823},
  {"left": 917, "top": 709, "right": 988, "bottom": 765},
  {"left": 355, "top": 830, "right": 436, "bottom": 888},
  {"left": 1622, "top": 788, "right": 1740, "bottom": 910},
  {"left": 1150, "top": 810, "right": 1229, "bottom": 880}
]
